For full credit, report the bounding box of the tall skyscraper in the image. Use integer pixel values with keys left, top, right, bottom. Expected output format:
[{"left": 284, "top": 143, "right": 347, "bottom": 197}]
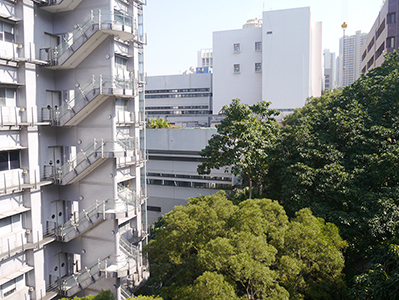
[
  {"left": 338, "top": 30, "right": 367, "bottom": 87},
  {"left": 0, "top": 1, "right": 147, "bottom": 299}
]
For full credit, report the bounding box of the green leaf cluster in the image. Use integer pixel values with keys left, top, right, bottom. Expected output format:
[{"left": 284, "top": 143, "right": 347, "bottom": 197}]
[
  {"left": 197, "top": 99, "right": 280, "bottom": 198},
  {"left": 266, "top": 51, "right": 399, "bottom": 297},
  {"left": 146, "top": 192, "right": 346, "bottom": 300},
  {"left": 147, "top": 118, "right": 180, "bottom": 129}
]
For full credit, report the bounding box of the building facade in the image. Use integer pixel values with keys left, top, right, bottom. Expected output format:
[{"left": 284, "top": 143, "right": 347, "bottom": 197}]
[
  {"left": 324, "top": 49, "right": 336, "bottom": 91},
  {"left": 0, "top": 0, "right": 147, "bottom": 299},
  {"left": 145, "top": 73, "right": 213, "bottom": 128},
  {"left": 146, "top": 128, "right": 234, "bottom": 225},
  {"left": 197, "top": 48, "right": 213, "bottom": 70},
  {"left": 212, "top": 7, "right": 322, "bottom": 114},
  {"left": 361, "top": 0, "right": 399, "bottom": 74},
  {"left": 338, "top": 30, "right": 367, "bottom": 87}
]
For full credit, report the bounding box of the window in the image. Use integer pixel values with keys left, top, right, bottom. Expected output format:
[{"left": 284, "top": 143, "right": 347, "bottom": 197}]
[
  {"left": 233, "top": 43, "right": 240, "bottom": 53},
  {"left": 387, "top": 12, "right": 396, "bottom": 24},
  {"left": 255, "top": 42, "right": 262, "bottom": 51},
  {"left": 255, "top": 63, "right": 262, "bottom": 72},
  {"left": 115, "top": 56, "right": 128, "bottom": 78},
  {"left": 0, "top": 21, "right": 14, "bottom": 43},
  {"left": 147, "top": 206, "right": 161, "bottom": 212},
  {"left": 368, "top": 38, "right": 375, "bottom": 52},
  {"left": 387, "top": 36, "right": 395, "bottom": 48},
  {"left": 234, "top": 64, "right": 240, "bottom": 73},
  {"left": 376, "top": 42, "right": 385, "bottom": 59},
  {"left": 376, "top": 21, "right": 385, "bottom": 40},
  {"left": 0, "top": 275, "right": 23, "bottom": 298},
  {"left": 0, "top": 151, "right": 20, "bottom": 172},
  {"left": 0, "top": 88, "right": 16, "bottom": 107}
]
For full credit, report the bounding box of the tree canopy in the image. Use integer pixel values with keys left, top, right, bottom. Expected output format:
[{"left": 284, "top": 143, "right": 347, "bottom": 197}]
[
  {"left": 267, "top": 52, "right": 399, "bottom": 297},
  {"left": 147, "top": 118, "right": 178, "bottom": 129},
  {"left": 197, "top": 99, "right": 280, "bottom": 198},
  {"left": 146, "top": 192, "right": 346, "bottom": 300}
]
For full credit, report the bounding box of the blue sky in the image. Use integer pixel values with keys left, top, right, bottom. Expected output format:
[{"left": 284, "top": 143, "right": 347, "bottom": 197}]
[{"left": 144, "top": 0, "right": 383, "bottom": 76}]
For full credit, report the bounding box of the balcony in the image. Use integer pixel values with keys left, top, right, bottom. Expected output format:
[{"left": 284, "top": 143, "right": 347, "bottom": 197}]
[
  {"left": 40, "top": 0, "right": 84, "bottom": 13},
  {"left": 42, "top": 10, "right": 135, "bottom": 69},
  {"left": 42, "top": 75, "right": 134, "bottom": 127}
]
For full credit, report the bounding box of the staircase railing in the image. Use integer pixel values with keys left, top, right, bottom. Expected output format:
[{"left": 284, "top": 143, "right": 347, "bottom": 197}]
[
  {"left": 60, "top": 255, "right": 137, "bottom": 294},
  {"left": 52, "top": 75, "right": 133, "bottom": 125},
  {"left": 49, "top": 10, "right": 134, "bottom": 66},
  {"left": 120, "top": 236, "right": 140, "bottom": 258},
  {"left": 55, "top": 139, "right": 106, "bottom": 183}
]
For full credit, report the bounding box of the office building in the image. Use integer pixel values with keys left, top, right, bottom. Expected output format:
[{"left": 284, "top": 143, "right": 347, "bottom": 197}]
[
  {"left": 212, "top": 7, "right": 322, "bottom": 114},
  {"left": 361, "top": 0, "right": 399, "bottom": 73},
  {"left": 338, "top": 30, "right": 367, "bottom": 87},
  {"left": 146, "top": 128, "right": 234, "bottom": 225},
  {"left": 0, "top": 0, "right": 147, "bottom": 299},
  {"left": 145, "top": 73, "right": 213, "bottom": 128}
]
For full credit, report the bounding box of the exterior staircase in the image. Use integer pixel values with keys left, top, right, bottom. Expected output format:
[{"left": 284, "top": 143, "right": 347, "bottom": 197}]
[
  {"left": 59, "top": 255, "right": 137, "bottom": 297},
  {"left": 44, "top": 10, "right": 135, "bottom": 69},
  {"left": 53, "top": 76, "right": 134, "bottom": 127}
]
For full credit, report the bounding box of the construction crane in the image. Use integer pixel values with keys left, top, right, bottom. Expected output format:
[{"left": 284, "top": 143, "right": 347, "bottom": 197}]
[{"left": 341, "top": 0, "right": 348, "bottom": 86}]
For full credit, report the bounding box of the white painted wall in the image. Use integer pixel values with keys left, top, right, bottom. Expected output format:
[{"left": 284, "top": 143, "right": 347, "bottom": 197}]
[
  {"left": 213, "top": 27, "right": 262, "bottom": 114},
  {"left": 262, "top": 7, "right": 311, "bottom": 110}
]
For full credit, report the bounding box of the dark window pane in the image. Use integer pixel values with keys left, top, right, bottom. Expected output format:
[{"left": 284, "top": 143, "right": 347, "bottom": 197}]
[
  {"left": 9, "top": 151, "right": 19, "bottom": 169},
  {"left": 0, "top": 152, "right": 8, "bottom": 171},
  {"left": 4, "top": 31, "right": 13, "bottom": 42}
]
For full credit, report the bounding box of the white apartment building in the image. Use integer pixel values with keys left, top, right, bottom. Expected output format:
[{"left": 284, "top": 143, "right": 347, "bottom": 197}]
[
  {"left": 0, "top": 1, "right": 147, "bottom": 299},
  {"left": 145, "top": 73, "right": 213, "bottom": 128},
  {"left": 338, "top": 30, "right": 367, "bottom": 87},
  {"left": 146, "top": 128, "right": 234, "bottom": 225},
  {"left": 213, "top": 7, "right": 322, "bottom": 114}
]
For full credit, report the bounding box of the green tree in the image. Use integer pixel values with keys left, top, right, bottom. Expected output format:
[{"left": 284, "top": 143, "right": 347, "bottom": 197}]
[
  {"left": 146, "top": 118, "right": 172, "bottom": 129},
  {"left": 145, "top": 192, "right": 346, "bottom": 300},
  {"left": 267, "top": 52, "right": 399, "bottom": 295},
  {"left": 197, "top": 99, "right": 280, "bottom": 198}
]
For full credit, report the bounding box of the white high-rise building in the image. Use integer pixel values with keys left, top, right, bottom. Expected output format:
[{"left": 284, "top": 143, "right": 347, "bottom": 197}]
[
  {"left": 0, "top": 1, "right": 147, "bottom": 299},
  {"left": 324, "top": 49, "right": 336, "bottom": 90},
  {"left": 338, "top": 30, "right": 367, "bottom": 87},
  {"left": 213, "top": 7, "right": 322, "bottom": 114}
]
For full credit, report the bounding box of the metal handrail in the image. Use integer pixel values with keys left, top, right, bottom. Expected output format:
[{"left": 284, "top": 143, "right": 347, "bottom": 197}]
[
  {"left": 50, "top": 10, "right": 134, "bottom": 65},
  {"left": 53, "top": 75, "right": 133, "bottom": 124}
]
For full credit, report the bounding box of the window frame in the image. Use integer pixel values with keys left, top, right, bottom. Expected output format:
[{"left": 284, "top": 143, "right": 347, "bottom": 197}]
[
  {"left": 255, "top": 63, "right": 262, "bottom": 72},
  {"left": 255, "top": 41, "right": 262, "bottom": 51}
]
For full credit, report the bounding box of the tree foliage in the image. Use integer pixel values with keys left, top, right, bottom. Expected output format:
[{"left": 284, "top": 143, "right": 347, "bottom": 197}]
[
  {"left": 267, "top": 52, "right": 399, "bottom": 296},
  {"left": 197, "top": 99, "right": 280, "bottom": 198},
  {"left": 146, "top": 118, "right": 180, "bottom": 129},
  {"left": 145, "top": 192, "right": 346, "bottom": 300}
]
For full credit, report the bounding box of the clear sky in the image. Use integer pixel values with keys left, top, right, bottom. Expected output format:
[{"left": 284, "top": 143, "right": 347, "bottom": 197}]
[{"left": 144, "top": 0, "right": 384, "bottom": 76}]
